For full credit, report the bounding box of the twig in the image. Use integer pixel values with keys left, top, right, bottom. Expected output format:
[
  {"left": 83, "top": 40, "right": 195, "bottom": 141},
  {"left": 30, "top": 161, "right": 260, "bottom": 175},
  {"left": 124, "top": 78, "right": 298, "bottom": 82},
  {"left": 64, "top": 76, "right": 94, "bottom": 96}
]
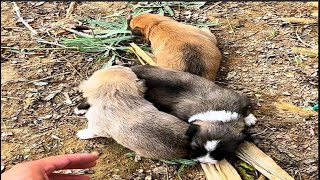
[
  {"left": 12, "top": 2, "right": 38, "bottom": 35},
  {"left": 64, "top": 28, "right": 129, "bottom": 39},
  {"left": 1, "top": 96, "right": 24, "bottom": 101},
  {"left": 64, "top": 28, "right": 93, "bottom": 38},
  {"left": 66, "top": 2, "right": 76, "bottom": 18},
  {"left": 28, "top": 72, "right": 71, "bottom": 83},
  {"left": 129, "top": 47, "right": 146, "bottom": 65},
  {"left": 35, "top": 38, "right": 67, "bottom": 48},
  {"left": 295, "top": 27, "right": 313, "bottom": 48},
  {"left": 207, "top": 2, "right": 222, "bottom": 10},
  {"left": 1, "top": 46, "right": 77, "bottom": 51},
  {"left": 226, "top": 15, "right": 236, "bottom": 37},
  {"left": 231, "top": 31, "right": 260, "bottom": 43},
  {"left": 129, "top": 43, "right": 156, "bottom": 65}
]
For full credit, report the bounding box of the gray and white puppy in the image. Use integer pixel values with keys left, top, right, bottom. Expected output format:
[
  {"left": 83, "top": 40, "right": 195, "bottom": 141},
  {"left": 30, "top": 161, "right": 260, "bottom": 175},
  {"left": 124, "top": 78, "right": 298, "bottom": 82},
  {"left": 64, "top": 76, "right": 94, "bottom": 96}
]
[
  {"left": 129, "top": 65, "right": 257, "bottom": 164},
  {"left": 75, "top": 65, "right": 257, "bottom": 164},
  {"left": 76, "top": 66, "right": 190, "bottom": 160}
]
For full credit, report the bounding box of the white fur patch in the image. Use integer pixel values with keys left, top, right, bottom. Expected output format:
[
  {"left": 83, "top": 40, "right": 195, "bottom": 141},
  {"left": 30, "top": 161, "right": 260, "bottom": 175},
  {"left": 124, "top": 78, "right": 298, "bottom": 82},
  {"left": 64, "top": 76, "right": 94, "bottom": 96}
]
[
  {"left": 204, "top": 140, "right": 220, "bottom": 151},
  {"left": 244, "top": 113, "right": 257, "bottom": 126},
  {"left": 188, "top": 110, "right": 240, "bottom": 123},
  {"left": 74, "top": 107, "right": 88, "bottom": 115},
  {"left": 194, "top": 153, "right": 218, "bottom": 164},
  {"left": 76, "top": 129, "right": 98, "bottom": 139}
]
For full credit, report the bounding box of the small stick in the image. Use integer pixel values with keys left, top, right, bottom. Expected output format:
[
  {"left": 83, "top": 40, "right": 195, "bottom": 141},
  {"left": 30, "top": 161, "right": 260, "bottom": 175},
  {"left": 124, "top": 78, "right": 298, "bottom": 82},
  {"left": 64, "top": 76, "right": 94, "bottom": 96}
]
[
  {"left": 12, "top": 2, "right": 38, "bottom": 35},
  {"left": 226, "top": 15, "right": 236, "bottom": 37},
  {"left": 129, "top": 43, "right": 156, "bottom": 65},
  {"left": 35, "top": 38, "right": 67, "bottom": 48},
  {"left": 66, "top": 2, "right": 76, "bottom": 18},
  {"left": 295, "top": 27, "right": 313, "bottom": 48},
  {"left": 28, "top": 72, "right": 71, "bottom": 83},
  {"left": 129, "top": 47, "right": 146, "bottom": 65},
  {"left": 64, "top": 28, "right": 93, "bottom": 38}
]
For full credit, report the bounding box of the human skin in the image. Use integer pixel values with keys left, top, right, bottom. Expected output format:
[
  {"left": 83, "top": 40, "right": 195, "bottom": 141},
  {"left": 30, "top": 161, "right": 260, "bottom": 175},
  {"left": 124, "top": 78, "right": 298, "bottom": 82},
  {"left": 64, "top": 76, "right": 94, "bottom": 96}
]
[{"left": 1, "top": 153, "right": 98, "bottom": 180}]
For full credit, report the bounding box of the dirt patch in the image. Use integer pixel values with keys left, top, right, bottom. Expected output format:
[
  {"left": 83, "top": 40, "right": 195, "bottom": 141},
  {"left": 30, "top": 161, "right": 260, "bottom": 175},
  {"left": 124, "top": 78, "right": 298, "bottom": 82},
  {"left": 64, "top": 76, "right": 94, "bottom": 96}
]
[{"left": 1, "top": 1, "right": 318, "bottom": 180}]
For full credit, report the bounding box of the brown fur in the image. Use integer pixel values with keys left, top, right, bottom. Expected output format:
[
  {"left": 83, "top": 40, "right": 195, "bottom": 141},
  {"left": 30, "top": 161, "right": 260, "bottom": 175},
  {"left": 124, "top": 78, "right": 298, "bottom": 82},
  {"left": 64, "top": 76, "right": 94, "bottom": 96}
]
[
  {"left": 77, "top": 66, "right": 190, "bottom": 160},
  {"left": 129, "top": 13, "right": 222, "bottom": 81}
]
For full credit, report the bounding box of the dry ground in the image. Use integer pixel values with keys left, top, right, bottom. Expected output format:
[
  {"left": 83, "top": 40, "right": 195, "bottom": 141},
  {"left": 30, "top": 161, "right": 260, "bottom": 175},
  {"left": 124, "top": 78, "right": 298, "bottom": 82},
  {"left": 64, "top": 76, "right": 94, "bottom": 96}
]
[{"left": 1, "top": 2, "right": 318, "bottom": 180}]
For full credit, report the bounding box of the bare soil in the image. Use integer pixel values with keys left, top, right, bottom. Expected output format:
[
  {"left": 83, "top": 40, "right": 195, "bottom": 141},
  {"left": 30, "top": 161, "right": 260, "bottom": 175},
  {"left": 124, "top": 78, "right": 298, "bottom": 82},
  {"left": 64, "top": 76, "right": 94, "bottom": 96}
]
[{"left": 1, "top": 2, "right": 318, "bottom": 180}]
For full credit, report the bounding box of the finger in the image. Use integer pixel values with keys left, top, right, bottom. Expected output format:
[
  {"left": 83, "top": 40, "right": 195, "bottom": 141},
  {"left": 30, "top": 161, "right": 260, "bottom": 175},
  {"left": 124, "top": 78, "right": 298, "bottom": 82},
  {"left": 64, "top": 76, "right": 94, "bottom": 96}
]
[
  {"left": 49, "top": 173, "right": 90, "bottom": 180},
  {"left": 31, "top": 153, "right": 98, "bottom": 173},
  {"left": 65, "top": 161, "right": 97, "bottom": 169}
]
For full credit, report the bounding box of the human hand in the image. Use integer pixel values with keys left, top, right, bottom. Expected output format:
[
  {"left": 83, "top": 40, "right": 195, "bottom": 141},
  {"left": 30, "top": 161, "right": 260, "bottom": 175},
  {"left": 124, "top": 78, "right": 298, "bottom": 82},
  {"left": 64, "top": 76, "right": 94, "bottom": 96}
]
[{"left": 1, "top": 153, "right": 98, "bottom": 180}]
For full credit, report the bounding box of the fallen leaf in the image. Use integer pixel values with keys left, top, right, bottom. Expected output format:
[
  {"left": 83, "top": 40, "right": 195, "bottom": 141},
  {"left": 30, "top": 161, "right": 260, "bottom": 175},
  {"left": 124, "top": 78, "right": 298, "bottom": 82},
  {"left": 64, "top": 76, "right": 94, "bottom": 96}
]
[
  {"left": 63, "top": 92, "right": 72, "bottom": 105},
  {"left": 38, "top": 115, "right": 52, "bottom": 120},
  {"left": 33, "top": 81, "right": 48, "bottom": 86},
  {"left": 284, "top": 73, "right": 294, "bottom": 78},
  {"left": 24, "top": 97, "right": 37, "bottom": 109},
  {"left": 51, "top": 135, "right": 62, "bottom": 140},
  {"left": 29, "top": 1, "right": 45, "bottom": 6}
]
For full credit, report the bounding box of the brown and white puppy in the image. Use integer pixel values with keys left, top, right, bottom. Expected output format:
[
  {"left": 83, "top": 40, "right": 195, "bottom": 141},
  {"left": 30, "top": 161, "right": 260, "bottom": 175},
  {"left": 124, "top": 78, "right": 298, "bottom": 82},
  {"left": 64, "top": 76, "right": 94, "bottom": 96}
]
[
  {"left": 129, "top": 65, "right": 257, "bottom": 164},
  {"left": 76, "top": 66, "right": 191, "bottom": 160},
  {"left": 128, "top": 13, "right": 222, "bottom": 81}
]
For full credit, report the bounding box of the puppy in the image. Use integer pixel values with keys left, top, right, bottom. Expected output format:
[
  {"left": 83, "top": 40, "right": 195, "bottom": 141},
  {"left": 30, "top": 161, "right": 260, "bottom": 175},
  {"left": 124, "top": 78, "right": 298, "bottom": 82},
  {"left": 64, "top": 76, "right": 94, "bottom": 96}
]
[
  {"left": 130, "top": 65, "right": 257, "bottom": 164},
  {"left": 128, "top": 13, "right": 222, "bottom": 81},
  {"left": 76, "top": 66, "right": 191, "bottom": 160}
]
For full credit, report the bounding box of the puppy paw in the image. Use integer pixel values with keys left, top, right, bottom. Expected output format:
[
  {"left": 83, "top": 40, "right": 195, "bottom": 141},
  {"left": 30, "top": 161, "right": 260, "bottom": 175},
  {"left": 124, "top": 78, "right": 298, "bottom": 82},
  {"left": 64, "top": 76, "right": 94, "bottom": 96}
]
[
  {"left": 76, "top": 129, "right": 98, "bottom": 139},
  {"left": 74, "top": 107, "right": 88, "bottom": 115},
  {"left": 244, "top": 114, "right": 257, "bottom": 126}
]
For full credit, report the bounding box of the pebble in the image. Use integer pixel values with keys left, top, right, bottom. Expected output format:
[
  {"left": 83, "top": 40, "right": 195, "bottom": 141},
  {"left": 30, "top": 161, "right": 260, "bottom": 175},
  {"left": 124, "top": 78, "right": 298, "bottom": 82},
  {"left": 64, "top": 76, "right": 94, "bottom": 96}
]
[
  {"left": 226, "top": 71, "right": 237, "bottom": 80},
  {"left": 145, "top": 176, "right": 152, "bottom": 180},
  {"left": 282, "top": 91, "right": 291, "bottom": 96}
]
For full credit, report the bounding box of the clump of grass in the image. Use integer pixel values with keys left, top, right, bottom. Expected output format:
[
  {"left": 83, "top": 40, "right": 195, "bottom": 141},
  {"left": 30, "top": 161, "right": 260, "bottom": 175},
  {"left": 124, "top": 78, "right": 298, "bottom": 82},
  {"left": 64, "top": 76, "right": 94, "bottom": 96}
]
[
  {"left": 160, "top": 159, "right": 196, "bottom": 166},
  {"left": 57, "top": 2, "right": 217, "bottom": 67},
  {"left": 130, "top": 2, "right": 207, "bottom": 16}
]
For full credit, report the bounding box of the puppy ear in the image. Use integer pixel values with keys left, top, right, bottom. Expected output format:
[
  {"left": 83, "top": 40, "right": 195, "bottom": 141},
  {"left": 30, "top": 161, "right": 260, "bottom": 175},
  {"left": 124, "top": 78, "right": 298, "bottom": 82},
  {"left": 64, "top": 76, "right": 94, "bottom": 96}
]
[
  {"left": 131, "top": 27, "right": 144, "bottom": 36},
  {"left": 186, "top": 124, "right": 200, "bottom": 138}
]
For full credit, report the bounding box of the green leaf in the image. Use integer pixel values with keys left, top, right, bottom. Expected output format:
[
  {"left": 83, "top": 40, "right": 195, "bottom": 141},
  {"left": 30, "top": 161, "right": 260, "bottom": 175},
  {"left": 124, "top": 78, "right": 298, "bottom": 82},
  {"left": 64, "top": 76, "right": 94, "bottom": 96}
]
[
  {"left": 240, "top": 162, "right": 255, "bottom": 171},
  {"left": 164, "top": 5, "right": 174, "bottom": 16},
  {"left": 160, "top": 159, "right": 196, "bottom": 165},
  {"left": 238, "top": 167, "right": 254, "bottom": 180},
  {"left": 102, "top": 54, "right": 116, "bottom": 69},
  {"left": 177, "top": 164, "right": 186, "bottom": 179},
  {"left": 124, "top": 152, "right": 136, "bottom": 157},
  {"left": 159, "top": 8, "right": 164, "bottom": 16},
  {"left": 160, "top": 159, "right": 178, "bottom": 165}
]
